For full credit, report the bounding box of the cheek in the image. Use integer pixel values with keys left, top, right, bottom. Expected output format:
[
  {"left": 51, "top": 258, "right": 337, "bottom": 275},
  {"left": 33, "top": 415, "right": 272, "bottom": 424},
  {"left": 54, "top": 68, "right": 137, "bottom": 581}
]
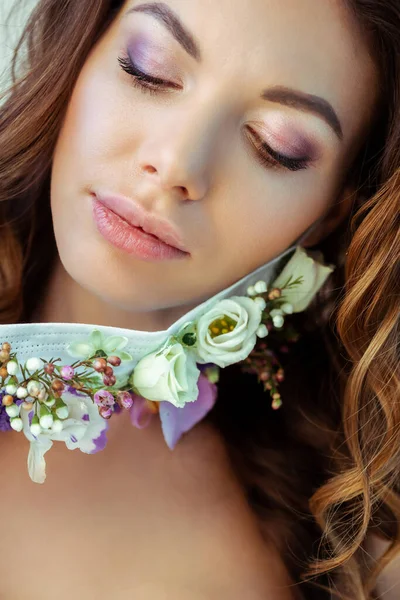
[
  {"left": 212, "top": 166, "right": 332, "bottom": 273},
  {"left": 54, "top": 76, "right": 123, "bottom": 174}
]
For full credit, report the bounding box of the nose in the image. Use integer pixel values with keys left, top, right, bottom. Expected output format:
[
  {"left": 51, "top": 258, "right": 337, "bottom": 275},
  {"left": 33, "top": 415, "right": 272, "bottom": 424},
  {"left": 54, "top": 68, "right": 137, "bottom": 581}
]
[{"left": 137, "top": 102, "right": 227, "bottom": 202}]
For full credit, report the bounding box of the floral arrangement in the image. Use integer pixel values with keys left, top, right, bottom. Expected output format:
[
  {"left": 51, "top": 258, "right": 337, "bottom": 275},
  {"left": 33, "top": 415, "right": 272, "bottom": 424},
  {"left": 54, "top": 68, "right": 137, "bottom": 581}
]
[{"left": 0, "top": 247, "right": 334, "bottom": 483}]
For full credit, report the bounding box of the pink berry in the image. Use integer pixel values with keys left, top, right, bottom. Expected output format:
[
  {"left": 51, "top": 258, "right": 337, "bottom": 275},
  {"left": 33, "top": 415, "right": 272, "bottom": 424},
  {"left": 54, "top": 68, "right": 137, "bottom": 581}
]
[
  {"left": 116, "top": 391, "right": 133, "bottom": 410},
  {"left": 93, "top": 358, "right": 107, "bottom": 372},
  {"left": 44, "top": 363, "right": 55, "bottom": 375},
  {"left": 103, "top": 374, "right": 116, "bottom": 387},
  {"left": 51, "top": 379, "right": 65, "bottom": 392},
  {"left": 61, "top": 366, "right": 75, "bottom": 380},
  {"left": 94, "top": 390, "right": 114, "bottom": 407},
  {"left": 108, "top": 356, "right": 121, "bottom": 367},
  {"left": 104, "top": 365, "right": 114, "bottom": 377},
  {"left": 99, "top": 406, "right": 113, "bottom": 419}
]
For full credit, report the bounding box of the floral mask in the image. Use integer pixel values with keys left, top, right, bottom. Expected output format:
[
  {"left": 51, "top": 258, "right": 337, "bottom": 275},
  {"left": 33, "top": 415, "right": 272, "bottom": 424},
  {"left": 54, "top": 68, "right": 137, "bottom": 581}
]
[{"left": 0, "top": 244, "right": 334, "bottom": 484}]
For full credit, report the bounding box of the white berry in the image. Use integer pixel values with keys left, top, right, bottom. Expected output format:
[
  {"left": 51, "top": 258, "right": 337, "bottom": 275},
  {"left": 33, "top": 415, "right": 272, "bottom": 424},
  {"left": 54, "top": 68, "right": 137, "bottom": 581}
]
[
  {"left": 281, "top": 302, "right": 294, "bottom": 315},
  {"left": 30, "top": 422, "right": 42, "bottom": 436},
  {"left": 10, "top": 418, "right": 23, "bottom": 432},
  {"left": 253, "top": 297, "right": 267, "bottom": 311},
  {"left": 6, "top": 403, "right": 20, "bottom": 418},
  {"left": 256, "top": 324, "right": 269, "bottom": 338},
  {"left": 6, "top": 361, "right": 18, "bottom": 376},
  {"left": 254, "top": 280, "right": 268, "bottom": 294},
  {"left": 25, "top": 357, "right": 42, "bottom": 373},
  {"left": 39, "top": 414, "right": 54, "bottom": 430},
  {"left": 272, "top": 315, "right": 285, "bottom": 328},
  {"left": 16, "top": 386, "right": 28, "bottom": 399}
]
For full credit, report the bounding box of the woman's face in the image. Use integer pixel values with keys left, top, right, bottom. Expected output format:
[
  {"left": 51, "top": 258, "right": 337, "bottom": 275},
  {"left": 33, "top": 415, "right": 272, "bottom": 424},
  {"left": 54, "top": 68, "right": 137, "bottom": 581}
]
[{"left": 50, "top": 0, "right": 377, "bottom": 313}]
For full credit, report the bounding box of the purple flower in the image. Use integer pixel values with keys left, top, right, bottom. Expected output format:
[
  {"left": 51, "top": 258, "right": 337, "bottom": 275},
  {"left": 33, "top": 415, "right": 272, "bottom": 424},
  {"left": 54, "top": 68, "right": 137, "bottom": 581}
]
[
  {"left": 89, "top": 428, "right": 108, "bottom": 453},
  {"left": 94, "top": 389, "right": 114, "bottom": 407},
  {"left": 129, "top": 395, "right": 156, "bottom": 429},
  {"left": 61, "top": 366, "right": 75, "bottom": 380},
  {"left": 159, "top": 373, "right": 218, "bottom": 450},
  {"left": 117, "top": 391, "right": 134, "bottom": 410},
  {"left": 65, "top": 385, "right": 86, "bottom": 397}
]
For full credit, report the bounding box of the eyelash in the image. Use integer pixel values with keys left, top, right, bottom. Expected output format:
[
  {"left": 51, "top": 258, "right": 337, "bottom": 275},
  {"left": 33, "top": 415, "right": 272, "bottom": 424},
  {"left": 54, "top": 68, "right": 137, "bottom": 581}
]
[{"left": 118, "top": 55, "right": 310, "bottom": 172}]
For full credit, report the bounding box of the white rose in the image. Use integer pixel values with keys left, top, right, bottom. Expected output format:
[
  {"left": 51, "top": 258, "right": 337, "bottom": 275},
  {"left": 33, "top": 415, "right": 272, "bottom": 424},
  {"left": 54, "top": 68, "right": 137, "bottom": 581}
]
[
  {"left": 272, "top": 246, "right": 335, "bottom": 312},
  {"left": 131, "top": 343, "right": 200, "bottom": 409},
  {"left": 195, "top": 296, "right": 263, "bottom": 368}
]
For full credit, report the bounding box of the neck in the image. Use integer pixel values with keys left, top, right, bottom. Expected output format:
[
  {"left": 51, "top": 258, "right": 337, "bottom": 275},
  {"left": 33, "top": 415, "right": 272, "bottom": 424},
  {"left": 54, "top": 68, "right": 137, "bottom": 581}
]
[{"left": 33, "top": 257, "right": 197, "bottom": 332}]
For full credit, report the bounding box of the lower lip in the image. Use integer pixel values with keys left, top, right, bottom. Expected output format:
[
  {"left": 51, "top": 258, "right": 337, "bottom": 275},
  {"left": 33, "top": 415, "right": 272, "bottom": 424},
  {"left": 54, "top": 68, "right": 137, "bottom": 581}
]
[{"left": 91, "top": 199, "right": 189, "bottom": 261}]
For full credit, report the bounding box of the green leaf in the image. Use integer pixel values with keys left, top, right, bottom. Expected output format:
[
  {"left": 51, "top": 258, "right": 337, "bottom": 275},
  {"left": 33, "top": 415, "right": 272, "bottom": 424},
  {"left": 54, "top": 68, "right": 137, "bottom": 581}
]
[
  {"left": 66, "top": 342, "right": 93, "bottom": 358},
  {"left": 89, "top": 330, "right": 103, "bottom": 348},
  {"left": 104, "top": 336, "right": 129, "bottom": 353},
  {"left": 118, "top": 351, "right": 133, "bottom": 361}
]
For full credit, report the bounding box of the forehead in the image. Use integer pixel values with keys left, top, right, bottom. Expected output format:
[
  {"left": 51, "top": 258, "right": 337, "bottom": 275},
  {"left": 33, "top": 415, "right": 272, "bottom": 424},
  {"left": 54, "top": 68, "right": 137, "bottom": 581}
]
[{"left": 119, "top": 0, "right": 378, "bottom": 142}]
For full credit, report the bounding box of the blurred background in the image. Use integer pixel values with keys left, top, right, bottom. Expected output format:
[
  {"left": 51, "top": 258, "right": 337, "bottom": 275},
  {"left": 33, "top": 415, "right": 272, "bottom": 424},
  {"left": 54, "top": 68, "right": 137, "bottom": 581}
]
[{"left": 1, "top": 0, "right": 36, "bottom": 93}]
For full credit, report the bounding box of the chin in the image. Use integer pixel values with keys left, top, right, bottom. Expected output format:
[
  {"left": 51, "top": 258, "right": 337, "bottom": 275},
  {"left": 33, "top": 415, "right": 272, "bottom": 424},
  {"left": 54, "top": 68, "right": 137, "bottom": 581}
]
[{"left": 55, "top": 237, "right": 196, "bottom": 314}]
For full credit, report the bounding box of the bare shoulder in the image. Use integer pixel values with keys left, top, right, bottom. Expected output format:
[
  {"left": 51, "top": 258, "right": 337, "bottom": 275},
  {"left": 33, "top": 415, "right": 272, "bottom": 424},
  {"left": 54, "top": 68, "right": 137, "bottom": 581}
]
[{"left": 170, "top": 423, "right": 301, "bottom": 600}]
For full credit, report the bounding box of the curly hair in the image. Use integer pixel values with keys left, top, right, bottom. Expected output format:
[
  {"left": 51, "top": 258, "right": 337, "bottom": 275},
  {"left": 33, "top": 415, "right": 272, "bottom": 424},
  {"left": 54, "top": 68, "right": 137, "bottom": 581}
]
[{"left": 0, "top": 1, "right": 399, "bottom": 598}]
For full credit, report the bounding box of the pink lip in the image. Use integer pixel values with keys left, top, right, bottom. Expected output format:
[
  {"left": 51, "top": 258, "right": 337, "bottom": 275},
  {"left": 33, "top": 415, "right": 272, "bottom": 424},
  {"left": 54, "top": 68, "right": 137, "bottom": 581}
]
[
  {"left": 91, "top": 193, "right": 190, "bottom": 261},
  {"left": 92, "top": 191, "right": 188, "bottom": 252}
]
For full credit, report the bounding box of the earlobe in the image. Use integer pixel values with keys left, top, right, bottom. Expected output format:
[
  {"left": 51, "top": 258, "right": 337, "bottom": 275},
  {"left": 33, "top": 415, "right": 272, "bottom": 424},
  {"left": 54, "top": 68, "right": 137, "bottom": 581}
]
[{"left": 301, "top": 185, "right": 357, "bottom": 247}]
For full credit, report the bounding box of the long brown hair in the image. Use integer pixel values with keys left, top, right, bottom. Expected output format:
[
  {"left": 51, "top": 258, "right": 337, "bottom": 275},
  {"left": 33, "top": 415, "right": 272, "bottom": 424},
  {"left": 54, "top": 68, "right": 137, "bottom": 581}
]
[{"left": 1, "top": 1, "right": 399, "bottom": 598}]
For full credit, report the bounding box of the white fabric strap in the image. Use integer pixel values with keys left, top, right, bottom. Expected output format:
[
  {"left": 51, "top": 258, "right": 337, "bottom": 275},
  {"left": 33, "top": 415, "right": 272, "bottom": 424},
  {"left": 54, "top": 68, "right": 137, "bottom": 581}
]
[{"left": 0, "top": 216, "right": 321, "bottom": 364}]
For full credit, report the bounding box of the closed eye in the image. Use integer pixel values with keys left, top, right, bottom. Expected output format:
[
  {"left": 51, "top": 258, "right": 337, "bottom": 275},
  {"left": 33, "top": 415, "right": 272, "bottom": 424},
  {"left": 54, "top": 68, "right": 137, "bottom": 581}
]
[
  {"left": 118, "top": 55, "right": 179, "bottom": 92},
  {"left": 118, "top": 54, "right": 311, "bottom": 172}
]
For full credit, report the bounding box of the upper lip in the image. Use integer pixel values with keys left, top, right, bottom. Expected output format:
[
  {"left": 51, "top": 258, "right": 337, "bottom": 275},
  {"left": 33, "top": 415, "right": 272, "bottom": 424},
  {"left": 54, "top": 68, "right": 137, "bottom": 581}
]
[{"left": 92, "top": 191, "right": 189, "bottom": 253}]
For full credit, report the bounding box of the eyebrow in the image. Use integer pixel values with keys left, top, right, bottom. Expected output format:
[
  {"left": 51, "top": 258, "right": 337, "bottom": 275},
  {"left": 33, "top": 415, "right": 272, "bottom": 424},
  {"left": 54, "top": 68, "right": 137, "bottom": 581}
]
[
  {"left": 261, "top": 87, "right": 343, "bottom": 140},
  {"left": 127, "top": 2, "right": 201, "bottom": 61},
  {"left": 127, "top": 2, "right": 343, "bottom": 141}
]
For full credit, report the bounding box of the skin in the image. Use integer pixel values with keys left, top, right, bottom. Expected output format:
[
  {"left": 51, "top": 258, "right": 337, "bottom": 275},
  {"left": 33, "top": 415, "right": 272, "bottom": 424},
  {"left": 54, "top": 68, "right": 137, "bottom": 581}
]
[
  {"left": 1, "top": 1, "right": 381, "bottom": 598},
  {"left": 45, "top": 0, "right": 378, "bottom": 332}
]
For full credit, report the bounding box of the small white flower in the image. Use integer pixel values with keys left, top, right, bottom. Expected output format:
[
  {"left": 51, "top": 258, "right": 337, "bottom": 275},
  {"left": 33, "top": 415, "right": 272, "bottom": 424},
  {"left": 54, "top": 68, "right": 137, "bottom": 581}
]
[
  {"left": 66, "top": 329, "right": 133, "bottom": 362},
  {"left": 256, "top": 324, "right": 269, "bottom": 338},
  {"left": 131, "top": 343, "right": 200, "bottom": 409},
  {"left": 246, "top": 285, "right": 256, "bottom": 297},
  {"left": 281, "top": 302, "right": 294, "bottom": 314},
  {"left": 27, "top": 380, "right": 43, "bottom": 398},
  {"left": 10, "top": 418, "right": 23, "bottom": 432},
  {"left": 6, "top": 404, "right": 20, "bottom": 418},
  {"left": 195, "top": 296, "right": 263, "bottom": 368},
  {"left": 254, "top": 280, "right": 268, "bottom": 294},
  {"left": 39, "top": 412, "right": 54, "bottom": 430},
  {"left": 55, "top": 402, "right": 69, "bottom": 419},
  {"left": 5, "top": 384, "right": 17, "bottom": 395},
  {"left": 30, "top": 418, "right": 42, "bottom": 437},
  {"left": 6, "top": 361, "right": 18, "bottom": 376},
  {"left": 253, "top": 297, "right": 267, "bottom": 311},
  {"left": 16, "top": 386, "right": 28, "bottom": 399},
  {"left": 270, "top": 308, "right": 285, "bottom": 328},
  {"left": 25, "top": 357, "right": 42, "bottom": 373},
  {"left": 273, "top": 315, "right": 285, "bottom": 328},
  {"left": 272, "top": 246, "right": 335, "bottom": 312}
]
